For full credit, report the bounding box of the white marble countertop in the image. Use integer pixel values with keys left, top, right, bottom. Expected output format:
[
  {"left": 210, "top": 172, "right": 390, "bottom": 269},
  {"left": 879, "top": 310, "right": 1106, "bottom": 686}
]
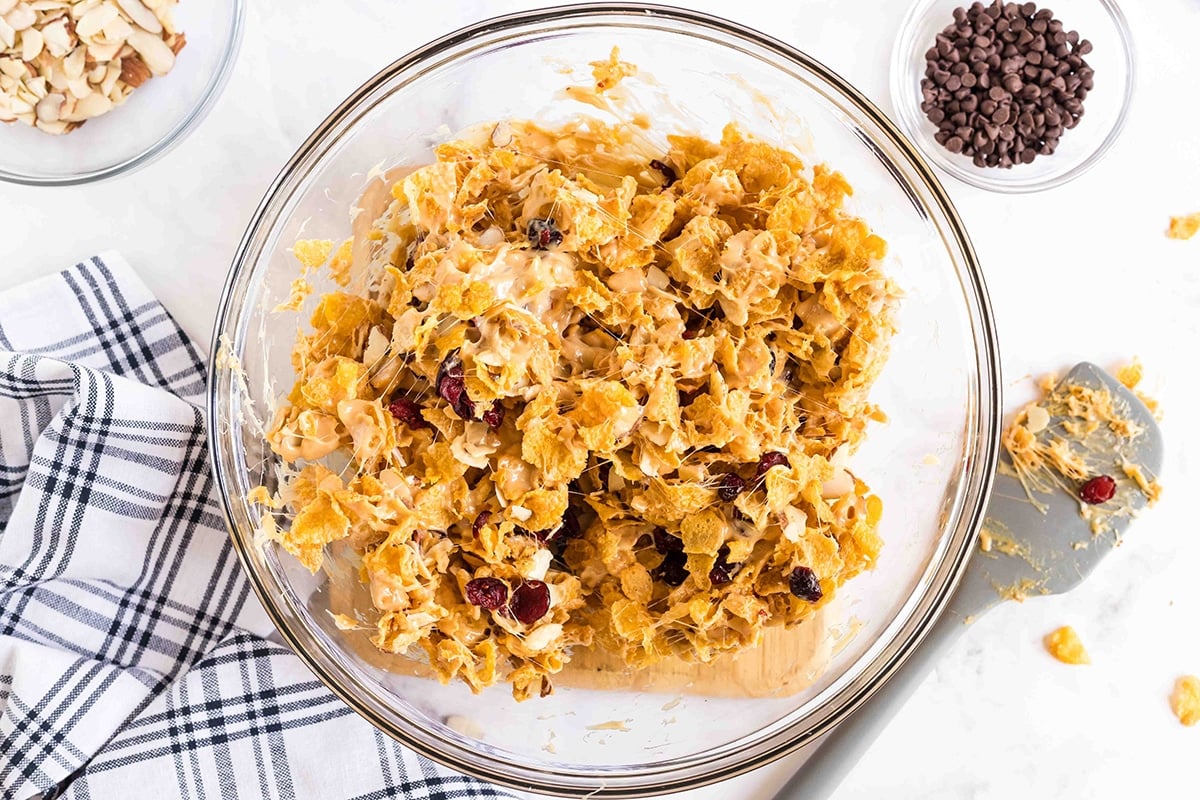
[{"left": 3, "top": 1, "right": 1198, "bottom": 798}]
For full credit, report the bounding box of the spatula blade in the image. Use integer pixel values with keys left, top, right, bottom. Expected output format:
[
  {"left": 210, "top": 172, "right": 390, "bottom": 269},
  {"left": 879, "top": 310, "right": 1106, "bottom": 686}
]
[{"left": 951, "top": 362, "right": 1163, "bottom": 619}]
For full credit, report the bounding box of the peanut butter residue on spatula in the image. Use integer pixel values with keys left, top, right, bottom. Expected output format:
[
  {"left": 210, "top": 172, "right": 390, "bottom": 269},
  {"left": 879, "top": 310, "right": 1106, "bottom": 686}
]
[{"left": 1001, "top": 362, "right": 1162, "bottom": 539}]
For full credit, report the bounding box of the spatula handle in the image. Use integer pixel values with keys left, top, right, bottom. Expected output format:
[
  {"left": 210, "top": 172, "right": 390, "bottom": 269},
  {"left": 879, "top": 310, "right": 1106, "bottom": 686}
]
[{"left": 769, "top": 597, "right": 974, "bottom": 800}]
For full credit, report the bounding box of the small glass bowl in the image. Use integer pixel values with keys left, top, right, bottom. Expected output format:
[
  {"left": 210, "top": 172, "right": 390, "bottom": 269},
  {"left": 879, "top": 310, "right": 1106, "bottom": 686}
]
[
  {"left": 0, "top": 0, "right": 244, "bottom": 186},
  {"left": 890, "top": 0, "right": 1135, "bottom": 193}
]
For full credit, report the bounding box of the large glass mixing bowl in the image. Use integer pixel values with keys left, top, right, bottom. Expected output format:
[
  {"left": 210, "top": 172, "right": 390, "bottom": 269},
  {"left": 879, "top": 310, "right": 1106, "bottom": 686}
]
[{"left": 208, "top": 5, "right": 1001, "bottom": 796}]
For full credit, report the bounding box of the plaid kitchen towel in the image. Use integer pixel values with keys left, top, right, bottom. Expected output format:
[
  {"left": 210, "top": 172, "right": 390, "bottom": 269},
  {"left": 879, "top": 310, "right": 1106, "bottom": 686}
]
[{"left": 0, "top": 253, "right": 515, "bottom": 800}]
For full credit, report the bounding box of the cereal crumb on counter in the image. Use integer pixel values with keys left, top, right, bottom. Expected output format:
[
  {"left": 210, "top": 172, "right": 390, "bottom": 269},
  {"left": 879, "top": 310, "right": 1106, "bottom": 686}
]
[
  {"left": 1116, "top": 360, "right": 1143, "bottom": 390},
  {"left": 1167, "top": 213, "right": 1200, "bottom": 240},
  {"left": 1170, "top": 676, "right": 1200, "bottom": 726},
  {"left": 1043, "top": 626, "right": 1090, "bottom": 665}
]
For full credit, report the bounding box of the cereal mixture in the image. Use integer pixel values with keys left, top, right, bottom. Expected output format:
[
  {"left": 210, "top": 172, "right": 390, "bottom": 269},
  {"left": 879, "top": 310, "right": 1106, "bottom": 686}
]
[
  {"left": 0, "top": 0, "right": 185, "bottom": 135},
  {"left": 1043, "top": 625, "right": 1089, "bottom": 665},
  {"left": 259, "top": 55, "right": 899, "bottom": 699}
]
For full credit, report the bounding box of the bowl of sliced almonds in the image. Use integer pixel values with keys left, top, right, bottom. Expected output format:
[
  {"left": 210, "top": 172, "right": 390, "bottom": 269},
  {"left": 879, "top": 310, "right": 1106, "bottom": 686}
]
[{"left": 0, "top": 0, "right": 244, "bottom": 185}]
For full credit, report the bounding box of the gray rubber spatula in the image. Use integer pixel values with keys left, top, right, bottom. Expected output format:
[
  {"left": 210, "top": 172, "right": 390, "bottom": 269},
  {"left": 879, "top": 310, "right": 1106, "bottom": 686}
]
[{"left": 773, "top": 362, "right": 1165, "bottom": 800}]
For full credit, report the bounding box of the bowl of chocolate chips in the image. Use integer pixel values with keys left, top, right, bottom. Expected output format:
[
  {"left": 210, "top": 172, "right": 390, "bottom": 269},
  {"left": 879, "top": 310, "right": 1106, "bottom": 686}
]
[{"left": 891, "top": 0, "right": 1135, "bottom": 192}]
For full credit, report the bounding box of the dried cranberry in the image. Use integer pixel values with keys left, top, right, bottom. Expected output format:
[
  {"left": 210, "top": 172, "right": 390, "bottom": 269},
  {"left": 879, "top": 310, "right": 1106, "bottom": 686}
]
[
  {"left": 718, "top": 473, "right": 747, "bottom": 502},
  {"left": 649, "top": 158, "right": 678, "bottom": 186},
  {"left": 560, "top": 506, "right": 582, "bottom": 540},
  {"left": 709, "top": 545, "right": 736, "bottom": 587},
  {"left": 481, "top": 402, "right": 505, "bottom": 430},
  {"left": 548, "top": 508, "right": 583, "bottom": 564},
  {"left": 788, "top": 567, "right": 823, "bottom": 602},
  {"left": 465, "top": 577, "right": 508, "bottom": 610},
  {"left": 682, "top": 329, "right": 698, "bottom": 340},
  {"left": 709, "top": 564, "right": 733, "bottom": 586},
  {"left": 509, "top": 580, "right": 551, "bottom": 624},
  {"left": 1079, "top": 475, "right": 1117, "bottom": 505},
  {"left": 653, "top": 528, "right": 684, "bottom": 554},
  {"left": 436, "top": 351, "right": 475, "bottom": 420},
  {"left": 526, "top": 218, "right": 564, "bottom": 250},
  {"left": 471, "top": 511, "right": 491, "bottom": 538},
  {"left": 654, "top": 550, "right": 689, "bottom": 587},
  {"left": 387, "top": 396, "right": 429, "bottom": 429},
  {"left": 754, "top": 451, "right": 791, "bottom": 482}
]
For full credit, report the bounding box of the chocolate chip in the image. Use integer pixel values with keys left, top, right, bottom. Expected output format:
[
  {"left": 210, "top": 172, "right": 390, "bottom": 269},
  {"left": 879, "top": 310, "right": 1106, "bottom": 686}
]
[{"left": 920, "top": 1, "right": 1094, "bottom": 168}]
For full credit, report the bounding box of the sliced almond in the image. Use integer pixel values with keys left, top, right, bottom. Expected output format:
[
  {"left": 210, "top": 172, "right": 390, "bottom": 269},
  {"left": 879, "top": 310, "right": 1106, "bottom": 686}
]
[
  {"left": 86, "top": 39, "right": 119, "bottom": 60},
  {"left": 23, "top": 71, "right": 44, "bottom": 95},
  {"left": 114, "top": 0, "right": 159, "bottom": 34},
  {"left": 20, "top": 24, "right": 41, "bottom": 59},
  {"left": 62, "top": 87, "right": 108, "bottom": 118},
  {"left": 43, "top": 63, "right": 68, "bottom": 90},
  {"left": 98, "top": 58, "right": 117, "bottom": 92},
  {"left": 97, "top": 14, "right": 130, "bottom": 43},
  {"left": 125, "top": 26, "right": 169, "bottom": 73},
  {"left": 0, "top": 1, "right": 17, "bottom": 16},
  {"left": 75, "top": 1, "right": 117, "bottom": 39},
  {"left": 61, "top": 42, "right": 84, "bottom": 78},
  {"left": 65, "top": 74, "right": 88, "bottom": 98},
  {"left": 34, "top": 88, "right": 61, "bottom": 120},
  {"left": 0, "top": 55, "right": 24, "bottom": 77},
  {"left": 4, "top": 3, "right": 36, "bottom": 32},
  {"left": 35, "top": 116, "right": 70, "bottom": 134},
  {"left": 70, "top": 0, "right": 102, "bottom": 19},
  {"left": 39, "top": 18, "right": 70, "bottom": 56},
  {"left": 0, "top": 16, "right": 15, "bottom": 49}
]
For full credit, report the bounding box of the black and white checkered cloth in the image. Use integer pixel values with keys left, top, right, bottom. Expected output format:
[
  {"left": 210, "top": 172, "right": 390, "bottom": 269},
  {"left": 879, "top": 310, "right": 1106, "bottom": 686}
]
[{"left": 0, "top": 253, "right": 516, "bottom": 800}]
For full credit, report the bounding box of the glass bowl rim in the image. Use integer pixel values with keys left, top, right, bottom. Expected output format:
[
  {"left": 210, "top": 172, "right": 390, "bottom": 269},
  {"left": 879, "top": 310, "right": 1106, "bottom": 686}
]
[
  {"left": 888, "top": 0, "right": 1137, "bottom": 194},
  {"left": 207, "top": 3, "right": 1003, "bottom": 795},
  {"left": 0, "top": 0, "right": 247, "bottom": 188}
]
